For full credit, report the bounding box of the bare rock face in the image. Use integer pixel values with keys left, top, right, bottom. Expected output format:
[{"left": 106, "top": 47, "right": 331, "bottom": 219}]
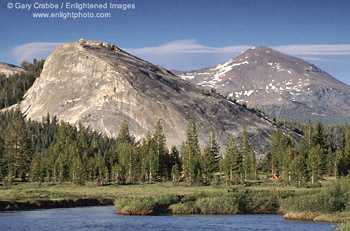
[
  {"left": 178, "top": 46, "right": 350, "bottom": 125},
  {"left": 20, "top": 39, "right": 279, "bottom": 155},
  {"left": 0, "top": 62, "right": 23, "bottom": 76}
]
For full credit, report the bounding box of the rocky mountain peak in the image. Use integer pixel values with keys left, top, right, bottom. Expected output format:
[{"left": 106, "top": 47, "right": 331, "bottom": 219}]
[
  {"left": 242, "top": 46, "right": 274, "bottom": 55},
  {"left": 178, "top": 46, "right": 350, "bottom": 125},
  {"left": 19, "top": 39, "right": 280, "bottom": 154}
]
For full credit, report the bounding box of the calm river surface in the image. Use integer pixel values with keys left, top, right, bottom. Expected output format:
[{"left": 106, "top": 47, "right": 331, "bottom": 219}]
[{"left": 0, "top": 206, "right": 335, "bottom": 231}]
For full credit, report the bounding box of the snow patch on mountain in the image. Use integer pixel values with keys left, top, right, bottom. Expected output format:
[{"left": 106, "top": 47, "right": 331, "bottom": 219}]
[{"left": 211, "top": 60, "right": 249, "bottom": 79}]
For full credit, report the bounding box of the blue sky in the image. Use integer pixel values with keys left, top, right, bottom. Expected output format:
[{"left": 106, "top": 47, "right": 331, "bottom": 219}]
[{"left": 1, "top": 0, "right": 350, "bottom": 83}]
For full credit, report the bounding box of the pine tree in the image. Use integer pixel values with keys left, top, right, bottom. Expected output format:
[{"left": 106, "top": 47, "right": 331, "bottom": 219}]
[
  {"left": 117, "top": 120, "right": 131, "bottom": 144},
  {"left": 223, "top": 139, "right": 242, "bottom": 184},
  {"left": 110, "top": 164, "right": 118, "bottom": 183},
  {"left": 117, "top": 142, "right": 137, "bottom": 183},
  {"left": 153, "top": 120, "right": 169, "bottom": 179},
  {"left": 307, "top": 144, "right": 323, "bottom": 185},
  {"left": 201, "top": 146, "right": 214, "bottom": 183},
  {"left": 169, "top": 146, "right": 181, "bottom": 172},
  {"left": 30, "top": 152, "right": 45, "bottom": 182},
  {"left": 283, "top": 145, "right": 294, "bottom": 184},
  {"left": 334, "top": 148, "right": 343, "bottom": 178},
  {"left": 208, "top": 127, "right": 220, "bottom": 170},
  {"left": 291, "top": 153, "right": 306, "bottom": 187},
  {"left": 138, "top": 132, "right": 159, "bottom": 183},
  {"left": 139, "top": 133, "right": 151, "bottom": 182},
  {"left": 267, "top": 129, "right": 286, "bottom": 178},
  {"left": 115, "top": 120, "right": 140, "bottom": 183},
  {"left": 95, "top": 150, "right": 108, "bottom": 185},
  {"left": 299, "top": 121, "right": 313, "bottom": 159},
  {"left": 249, "top": 147, "right": 257, "bottom": 180},
  {"left": 240, "top": 126, "right": 250, "bottom": 180},
  {"left": 182, "top": 120, "right": 201, "bottom": 185},
  {"left": 147, "top": 141, "right": 158, "bottom": 183},
  {"left": 312, "top": 120, "right": 328, "bottom": 171},
  {"left": 201, "top": 127, "right": 220, "bottom": 183},
  {"left": 77, "top": 123, "right": 92, "bottom": 157},
  {"left": 4, "top": 110, "right": 32, "bottom": 181},
  {"left": 112, "top": 163, "right": 125, "bottom": 184},
  {"left": 171, "top": 163, "right": 180, "bottom": 182},
  {"left": 313, "top": 120, "right": 327, "bottom": 147},
  {"left": 71, "top": 154, "right": 86, "bottom": 185},
  {"left": 325, "top": 147, "right": 334, "bottom": 176},
  {"left": 108, "top": 146, "right": 118, "bottom": 170},
  {"left": 55, "top": 152, "right": 67, "bottom": 184}
]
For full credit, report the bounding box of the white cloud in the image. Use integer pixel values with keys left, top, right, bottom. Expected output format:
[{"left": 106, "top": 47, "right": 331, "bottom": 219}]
[
  {"left": 124, "top": 41, "right": 350, "bottom": 71},
  {"left": 273, "top": 44, "right": 350, "bottom": 56},
  {"left": 126, "top": 40, "right": 350, "bottom": 58},
  {"left": 124, "top": 40, "right": 253, "bottom": 70},
  {"left": 10, "top": 42, "right": 62, "bottom": 63},
  {"left": 9, "top": 40, "right": 350, "bottom": 80},
  {"left": 126, "top": 40, "right": 252, "bottom": 55}
]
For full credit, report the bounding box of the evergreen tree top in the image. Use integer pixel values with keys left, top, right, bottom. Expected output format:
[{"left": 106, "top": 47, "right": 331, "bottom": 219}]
[{"left": 117, "top": 120, "right": 131, "bottom": 144}]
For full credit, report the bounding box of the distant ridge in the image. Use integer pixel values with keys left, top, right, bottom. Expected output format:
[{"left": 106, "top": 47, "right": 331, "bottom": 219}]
[{"left": 0, "top": 62, "right": 23, "bottom": 76}]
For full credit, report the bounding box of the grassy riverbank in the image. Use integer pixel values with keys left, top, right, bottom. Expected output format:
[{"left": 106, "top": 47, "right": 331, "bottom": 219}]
[
  {"left": 107, "top": 179, "right": 350, "bottom": 223},
  {"left": 0, "top": 180, "right": 308, "bottom": 210},
  {"left": 114, "top": 187, "right": 350, "bottom": 222},
  {"left": 1, "top": 179, "right": 350, "bottom": 224},
  {"left": 281, "top": 178, "right": 350, "bottom": 223}
]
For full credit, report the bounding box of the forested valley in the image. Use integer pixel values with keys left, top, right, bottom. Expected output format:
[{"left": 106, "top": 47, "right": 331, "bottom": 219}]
[{"left": 1, "top": 107, "right": 350, "bottom": 187}]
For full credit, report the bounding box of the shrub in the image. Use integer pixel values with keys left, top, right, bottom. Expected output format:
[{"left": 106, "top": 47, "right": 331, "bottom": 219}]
[
  {"left": 114, "top": 197, "right": 133, "bottom": 210},
  {"left": 280, "top": 181, "right": 347, "bottom": 213},
  {"left": 195, "top": 195, "right": 242, "bottom": 214},
  {"left": 115, "top": 194, "right": 180, "bottom": 215},
  {"left": 248, "top": 191, "right": 279, "bottom": 213},
  {"left": 119, "top": 197, "right": 156, "bottom": 215},
  {"left": 169, "top": 202, "right": 198, "bottom": 214}
]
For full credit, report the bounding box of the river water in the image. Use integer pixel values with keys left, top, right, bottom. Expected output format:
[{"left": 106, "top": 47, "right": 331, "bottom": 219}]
[{"left": 0, "top": 206, "right": 335, "bottom": 231}]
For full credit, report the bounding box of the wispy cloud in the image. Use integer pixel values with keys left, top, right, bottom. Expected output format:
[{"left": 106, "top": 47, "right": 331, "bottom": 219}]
[
  {"left": 126, "top": 40, "right": 252, "bottom": 55},
  {"left": 9, "top": 40, "right": 350, "bottom": 79},
  {"left": 10, "top": 42, "right": 62, "bottom": 63},
  {"left": 126, "top": 40, "right": 350, "bottom": 58},
  {"left": 124, "top": 40, "right": 253, "bottom": 70},
  {"left": 124, "top": 40, "right": 350, "bottom": 71},
  {"left": 273, "top": 44, "right": 350, "bottom": 56},
  {"left": 11, "top": 40, "right": 350, "bottom": 65}
]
